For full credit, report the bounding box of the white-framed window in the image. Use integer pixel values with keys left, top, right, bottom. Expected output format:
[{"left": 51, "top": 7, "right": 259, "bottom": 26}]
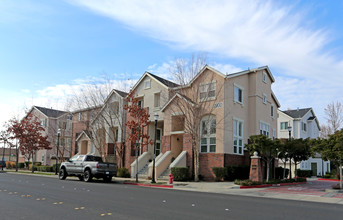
[
  {"left": 234, "top": 84, "right": 243, "bottom": 104},
  {"left": 200, "top": 115, "right": 216, "bottom": 153},
  {"left": 271, "top": 104, "right": 274, "bottom": 118},
  {"left": 302, "top": 122, "right": 307, "bottom": 131},
  {"left": 233, "top": 118, "right": 244, "bottom": 155},
  {"left": 41, "top": 119, "right": 47, "bottom": 127},
  {"left": 155, "top": 128, "right": 162, "bottom": 156},
  {"left": 260, "top": 121, "right": 270, "bottom": 137},
  {"left": 138, "top": 99, "right": 144, "bottom": 108},
  {"left": 263, "top": 71, "right": 267, "bottom": 83},
  {"left": 263, "top": 93, "right": 267, "bottom": 104},
  {"left": 78, "top": 112, "right": 82, "bottom": 121},
  {"left": 199, "top": 82, "right": 216, "bottom": 101},
  {"left": 144, "top": 79, "right": 151, "bottom": 89},
  {"left": 280, "top": 122, "right": 288, "bottom": 130},
  {"left": 273, "top": 129, "right": 276, "bottom": 139},
  {"left": 154, "top": 93, "right": 160, "bottom": 108}
]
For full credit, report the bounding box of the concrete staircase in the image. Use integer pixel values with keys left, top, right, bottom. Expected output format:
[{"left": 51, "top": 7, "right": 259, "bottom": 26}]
[
  {"left": 159, "top": 166, "right": 171, "bottom": 180},
  {"left": 137, "top": 163, "right": 149, "bottom": 179}
]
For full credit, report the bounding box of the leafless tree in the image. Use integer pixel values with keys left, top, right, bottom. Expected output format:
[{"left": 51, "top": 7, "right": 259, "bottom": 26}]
[
  {"left": 68, "top": 76, "right": 131, "bottom": 167},
  {"left": 322, "top": 101, "right": 343, "bottom": 135}
]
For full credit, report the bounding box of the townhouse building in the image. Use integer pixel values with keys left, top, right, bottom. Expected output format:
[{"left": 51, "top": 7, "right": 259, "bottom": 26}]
[
  {"left": 124, "top": 72, "right": 179, "bottom": 178},
  {"left": 27, "top": 106, "right": 72, "bottom": 165},
  {"left": 161, "top": 65, "right": 280, "bottom": 180},
  {"left": 277, "top": 108, "right": 330, "bottom": 176}
]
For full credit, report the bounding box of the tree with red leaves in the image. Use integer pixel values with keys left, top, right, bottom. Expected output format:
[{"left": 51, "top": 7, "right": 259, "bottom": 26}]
[
  {"left": 124, "top": 90, "right": 152, "bottom": 182},
  {"left": 8, "top": 114, "right": 50, "bottom": 173}
]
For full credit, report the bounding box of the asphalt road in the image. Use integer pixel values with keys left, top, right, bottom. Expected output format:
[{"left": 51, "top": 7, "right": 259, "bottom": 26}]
[{"left": 0, "top": 173, "right": 342, "bottom": 220}]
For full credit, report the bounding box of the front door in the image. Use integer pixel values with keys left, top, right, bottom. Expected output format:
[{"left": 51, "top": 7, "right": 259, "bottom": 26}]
[{"left": 311, "top": 163, "right": 317, "bottom": 176}]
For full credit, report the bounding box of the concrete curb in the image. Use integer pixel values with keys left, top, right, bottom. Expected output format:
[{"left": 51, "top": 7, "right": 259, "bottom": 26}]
[
  {"left": 318, "top": 178, "right": 340, "bottom": 182},
  {"left": 123, "top": 182, "right": 173, "bottom": 188}
]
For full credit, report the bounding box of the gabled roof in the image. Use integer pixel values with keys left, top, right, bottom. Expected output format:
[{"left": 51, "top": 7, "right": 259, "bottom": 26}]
[
  {"left": 114, "top": 89, "right": 128, "bottom": 98},
  {"left": 31, "top": 106, "right": 68, "bottom": 118},
  {"left": 282, "top": 107, "right": 320, "bottom": 131},
  {"left": 76, "top": 130, "right": 91, "bottom": 142},
  {"left": 91, "top": 89, "right": 127, "bottom": 124},
  {"left": 131, "top": 71, "right": 179, "bottom": 92},
  {"left": 226, "top": 66, "right": 275, "bottom": 82},
  {"left": 185, "top": 65, "right": 226, "bottom": 87},
  {"left": 161, "top": 92, "right": 195, "bottom": 112},
  {"left": 282, "top": 108, "right": 312, "bottom": 119}
]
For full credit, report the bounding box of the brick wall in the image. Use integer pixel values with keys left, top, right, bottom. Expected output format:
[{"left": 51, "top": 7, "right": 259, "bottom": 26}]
[
  {"left": 199, "top": 153, "right": 225, "bottom": 180},
  {"left": 224, "top": 151, "right": 250, "bottom": 167}
]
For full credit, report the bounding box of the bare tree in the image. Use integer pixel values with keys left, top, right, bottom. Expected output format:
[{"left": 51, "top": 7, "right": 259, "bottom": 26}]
[
  {"left": 170, "top": 52, "right": 207, "bottom": 85},
  {"left": 324, "top": 101, "right": 343, "bottom": 133},
  {"left": 68, "top": 77, "right": 130, "bottom": 166}
]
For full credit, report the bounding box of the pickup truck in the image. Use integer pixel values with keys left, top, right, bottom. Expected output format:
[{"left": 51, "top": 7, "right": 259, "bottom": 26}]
[{"left": 59, "top": 154, "right": 117, "bottom": 182}]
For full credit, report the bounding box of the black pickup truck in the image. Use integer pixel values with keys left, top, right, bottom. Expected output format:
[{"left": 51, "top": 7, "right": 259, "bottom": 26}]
[{"left": 59, "top": 155, "right": 117, "bottom": 182}]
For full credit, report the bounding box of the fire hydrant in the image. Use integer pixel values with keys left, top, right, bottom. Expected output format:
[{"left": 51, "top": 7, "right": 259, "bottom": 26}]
[{"left": 169, "top": 173, "right": 174, "bottom": 184}]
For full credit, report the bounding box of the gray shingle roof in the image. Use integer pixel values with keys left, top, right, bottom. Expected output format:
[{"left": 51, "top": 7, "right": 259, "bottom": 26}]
[
  {"left": 35, "top": 106, "right": 68, "bottom": 118},
  {"left": 148, "top": 72, "right": 180, "bottom": 88},
  {"left": 114, "top": 89, "right": 128, "bottom": 97},
  {"left": 282, "top": 108, "right": 312, "bottom": 119}
]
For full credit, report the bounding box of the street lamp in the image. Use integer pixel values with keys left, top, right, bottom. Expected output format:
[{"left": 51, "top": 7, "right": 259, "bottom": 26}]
[
  {"left": 151, "top": 113, "right": 159, "bottom": 183},
  {"left": 287, "top": 125, "right": 292, "bottom": 179},
  {"left": 55, "top": 129, "right": 61, "bottom": 175}
]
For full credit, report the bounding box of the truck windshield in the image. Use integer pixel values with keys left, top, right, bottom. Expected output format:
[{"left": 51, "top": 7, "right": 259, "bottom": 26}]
[{"left": 85, "top": 156, "right": 103, "bottom": 162}]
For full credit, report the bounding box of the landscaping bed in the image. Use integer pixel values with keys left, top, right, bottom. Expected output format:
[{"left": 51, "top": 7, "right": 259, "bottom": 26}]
[{"left": 235, "top": 178, "right": 307, "bottom": 189}]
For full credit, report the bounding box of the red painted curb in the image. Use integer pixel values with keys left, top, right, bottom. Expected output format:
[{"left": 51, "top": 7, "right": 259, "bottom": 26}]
[
  {"left": 317, "top": 178, "right": 340, "bottom": 182},
  {"left": 240, "top": 181, "right": 306, "bottom": 189},
  {"left": 123, "top": 182, "right": 173, "bottom": 188}
]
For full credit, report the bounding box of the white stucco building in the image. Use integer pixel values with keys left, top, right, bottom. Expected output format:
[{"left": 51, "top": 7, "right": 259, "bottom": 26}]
[{"left": 277, "top": 108, "right": 330, "bottom": 176}]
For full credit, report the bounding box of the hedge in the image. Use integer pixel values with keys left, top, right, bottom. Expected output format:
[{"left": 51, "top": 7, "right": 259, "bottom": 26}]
[
  {"left": 296, "top": 169, "right": 312, "bottom": 177},
  {"left": 171, "top": 167, "right": 189, "bottom": 181},
  {"left": 117, "top": 167, "right": 130, "bottom": 178},
  {"left": 225, "top": 165, "right": 250, "bottom": 181},
  {"left": 212, "top": 167, "right": 228, "bottom": 181},
  {"left": 36, "top": 166, "right": 53, "bottom": 172}
]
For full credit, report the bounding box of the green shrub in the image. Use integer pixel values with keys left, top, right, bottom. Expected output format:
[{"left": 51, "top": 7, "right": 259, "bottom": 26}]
[
  {"left": 171, "top": 167, "right": 189, "bottom": 181},
  {"left": 296, "top": 169, "right": 312, "bottom": 177},
  {"left": 18, "top": 163, "right": 25, "bottom": 168},
  {"left": 324, "top": 174, "right": 331, "bottom": 178},
  {"left": 234, "top": 179, "right": 261, "bottom": 186},
  {"left": 275, "top": 167, "right": 289, "bottom": 179},
  {"left": 117, "top": 167, "right": 130, "bottom": 178},
  {"left": 212, "top": 167, "right": 227, "bottom": 181},
  {"left": 225, "top": 165, "right": 250, "bottom": 181},
  {"left": 36, "top": 166, "right": 53, "bottom": 172}
]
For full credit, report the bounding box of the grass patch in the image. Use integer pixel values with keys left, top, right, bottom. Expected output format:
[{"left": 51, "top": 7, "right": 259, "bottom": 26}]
[{"left": 6, "top": 170, "right": 55, "bottom": 176}]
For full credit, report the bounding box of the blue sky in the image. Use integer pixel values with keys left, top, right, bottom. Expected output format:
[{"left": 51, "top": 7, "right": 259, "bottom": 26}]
[{"left": 1, "top": 0, "right": 343, "bottom": 127}]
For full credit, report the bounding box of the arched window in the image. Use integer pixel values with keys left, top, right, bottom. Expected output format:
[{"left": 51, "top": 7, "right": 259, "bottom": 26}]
[{"left": 200, "top": 115, "right": 216, "bottom": 153}]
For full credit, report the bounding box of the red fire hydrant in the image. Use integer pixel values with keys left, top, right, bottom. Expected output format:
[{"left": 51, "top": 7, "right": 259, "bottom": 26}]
[{"left": 169, "top": 173, "right": 174, "bottom": 184}]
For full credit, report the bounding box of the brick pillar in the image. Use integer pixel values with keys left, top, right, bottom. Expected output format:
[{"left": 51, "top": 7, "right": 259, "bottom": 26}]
[{"left": 249, "top": 152, "right": 263, "bottom": 182}]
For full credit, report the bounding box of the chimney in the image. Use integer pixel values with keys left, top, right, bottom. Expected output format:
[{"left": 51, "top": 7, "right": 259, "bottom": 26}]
[{"left": 297, "top": 107, "right": 299, "bottom": 111}]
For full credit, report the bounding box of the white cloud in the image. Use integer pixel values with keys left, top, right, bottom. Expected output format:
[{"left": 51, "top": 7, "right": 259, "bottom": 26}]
[{"left": 69, "top": 0, "right": 343, "bottom": 124}]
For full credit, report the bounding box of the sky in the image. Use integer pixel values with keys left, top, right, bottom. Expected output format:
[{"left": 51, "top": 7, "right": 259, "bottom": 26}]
[{"left": 1, "top": 0, "right": 343, "bottom": 128}]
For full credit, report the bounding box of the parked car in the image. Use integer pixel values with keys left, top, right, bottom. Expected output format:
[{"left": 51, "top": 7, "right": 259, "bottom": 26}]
[{"left": 59, "top": 154, "right": 117, "bottom": 182}]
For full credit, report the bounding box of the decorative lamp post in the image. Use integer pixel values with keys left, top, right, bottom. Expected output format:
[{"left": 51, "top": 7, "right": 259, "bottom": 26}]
[
  {"left": 55, "top": 129, "right": 61, "bottom": 175},
  {"left": 287, "top": 125, "right": 292, "bottom": 179},
  {"left": 151, "top": 113, "right": 159, "bottom": 183}
]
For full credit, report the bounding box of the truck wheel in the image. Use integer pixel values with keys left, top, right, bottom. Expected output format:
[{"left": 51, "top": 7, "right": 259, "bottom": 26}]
[
  {"left": 103, "top": 176, "right": 112, "bottom": 183},
  {"left": 84, "top": 170, "right": 92, "bottom": 182},
  {"left": 59, "top": 168, "right": 67, "bottom": 180}
]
